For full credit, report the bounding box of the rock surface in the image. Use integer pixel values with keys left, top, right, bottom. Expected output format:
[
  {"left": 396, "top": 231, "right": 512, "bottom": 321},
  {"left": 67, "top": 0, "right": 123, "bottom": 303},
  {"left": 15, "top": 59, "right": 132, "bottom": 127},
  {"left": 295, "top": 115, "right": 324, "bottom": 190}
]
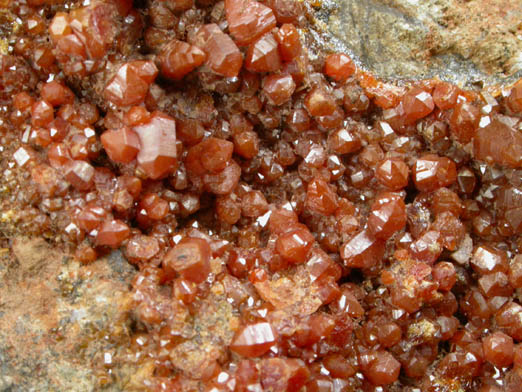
[
  {"left": 0, "top": 238, "right": 136, "bottom": 391},
  {"left": 314, "top": 0, "right": 522, "bottom": 86}
]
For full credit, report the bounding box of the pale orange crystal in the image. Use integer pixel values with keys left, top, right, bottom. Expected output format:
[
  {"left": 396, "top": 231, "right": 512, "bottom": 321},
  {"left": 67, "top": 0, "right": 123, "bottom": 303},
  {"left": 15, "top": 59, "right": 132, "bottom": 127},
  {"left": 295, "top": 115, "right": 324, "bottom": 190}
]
[{"left": 133, "top": 111, "right": 177, "bottom": 180}]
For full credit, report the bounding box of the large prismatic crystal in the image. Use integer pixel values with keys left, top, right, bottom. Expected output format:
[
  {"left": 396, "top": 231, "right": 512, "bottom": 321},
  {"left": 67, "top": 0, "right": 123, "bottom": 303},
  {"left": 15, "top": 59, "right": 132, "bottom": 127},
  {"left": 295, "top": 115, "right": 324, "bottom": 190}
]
[{"left": 133, "top": 111, "right": 177, "bottom": 179}]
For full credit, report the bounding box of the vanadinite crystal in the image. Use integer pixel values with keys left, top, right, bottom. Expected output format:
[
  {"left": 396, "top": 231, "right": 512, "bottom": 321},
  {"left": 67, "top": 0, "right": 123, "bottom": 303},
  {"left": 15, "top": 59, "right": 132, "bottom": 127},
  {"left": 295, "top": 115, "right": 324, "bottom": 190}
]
[
  {"left": 324, "top": 53, "right": 356, "bottom": 82},
  {"left": 101, "top": 127, "right": 140, "bottom": 163},
  {"left": 230, "top": 322, "right": 277, "bottom": 357},
  {"left": 96, "top": 219, "right": 130, "bottom": 248},
  {"left": 263, "top": 74, "right": 296, "bottom": 105},
  {"left": 245, "top": 33, "right": 282, "bottom": 73},
  {"left": 402, "top": 87, "right": 434, "bottom": 124},
  {"left": 190, "top": 24, "right": 243, "bottom": 77},
  {"left": 5, "top": 0, "right": 522, "bottom": 390},
  {"left": 159, "top": 40, "right": 207, "bottom": 80},
  {"left": 341, "top": 230, "right": 385, "bottom": 269},
  {"left": 104, "top": 61, "right": 158, "bottom": 107},
  {"left": 163, "top": 238, "right": 211, "bottom": 283},
  {"left": 225, "top": 0, "right": 277, "bottom": 46},
  {"left": 474, "top": 119, "right": 522, "bottom": 168},
  {"left": 413, "top": 153, "right": 457, "bottom": 192},
  {"left": 367, "top": 192, "right": 406, "bottom": 239},
  {"left": 133, "top": 111, "right": 177, "bottom": 179}
]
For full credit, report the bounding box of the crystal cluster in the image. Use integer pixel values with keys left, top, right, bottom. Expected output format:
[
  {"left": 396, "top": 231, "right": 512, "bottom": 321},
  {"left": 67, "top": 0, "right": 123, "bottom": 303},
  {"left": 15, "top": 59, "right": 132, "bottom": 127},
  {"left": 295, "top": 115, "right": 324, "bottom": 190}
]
[{"left": 2, "top": 0, "right": 522, "bottom": 390}]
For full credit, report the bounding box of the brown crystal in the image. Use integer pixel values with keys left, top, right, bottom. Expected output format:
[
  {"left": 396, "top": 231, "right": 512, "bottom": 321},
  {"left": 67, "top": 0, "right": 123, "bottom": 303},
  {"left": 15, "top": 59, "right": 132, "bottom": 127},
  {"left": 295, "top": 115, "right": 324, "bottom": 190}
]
[
  {"left": 276, "top": 226, "right": 315, "bottom": 264},
  {"left": 104, "top": 61, "right": 158, "bottom": 107},
  {"left": 375, "top": 158, "right": 409, "bottom": 190},
  {"left": 432, "top": 261, "right": 456, "bottom": 291},
  {"left": 324, "top": 53, "right": 356, "bottom": 82},
  {"left": 306, "top": 178, "right": 338, "bottom": 216},
  {"left": 225, "top": 0, "right": 277, "bottom": 46},
  {"left": 474, "top": 119, "right": 522, "bottom": 168},
  {"left": 191, "top": 24, "right": 243, "bottom": 77},
  {"left": 31, "top": 100, "right": 54, "bottom": 128},
  {"left": 449, "top": 100, "right": 480, "bottom": 143},
  {"left": 96, "top": 219, "right": 130, "bottom": 248},
  {"left": 341, "top": 230, "right": 385, "bottom": 269},
  {"left": 433, "top": 81, "right": 459, "bottom": 109},
  {"left": 77, "top": 203, "right": 108, "bottom": 232},
  {"left": 64, "top": 160, "right": 95, "bottom": 191},
  {"left": 199, "top": 137, "right": 234, "bottom": 173},
  {"left": 241, "top": 190, "right": 269, "bottom": 218},
  {"left": 507, "top": 80, "right": 522, "bottom": 113},
  {"left": 305, "top": 87, "right": 338, "bottom": 117},
  {"left": 412, "top": 154, "right": 457, "bottom": 192},
  {"left": 204, "top": 161, "right": 241, "bottom": 195},
  {"left": 101, "top": 127, "right": 140, "bottom": 164},
  {"left": 125, "top": 235, "right": 160, "bottom": 263},
  {"left": 471, "top": 245, "right": 509, "bottom": 275},
  {"left": 41, "top": 81, "right": 74, "bottom": 107},
  {"left": 275, "top": 23, "right": 301, "bottom": 61},
  {"left": 367, "top": 192, "right": 407, "bottom": 240},
  {"left": 163, "top": 238, "right": 211, "bottom": 283},
  {"left": 159, "top": 39, "right": 207, "bottom": 80},
  {"left": 483, "top": 332, "right": 514, "bottom": 368},
  {"left": 230, "top": 322, "right": 277, "bottom": 357},
  {"left": 133, "top": 111, "right": 177, "bottom": 179},
  {"left": 245, "top": 33, "right": 282, "bottom": 73},
  {"left": 262, "top": 74, "right": 296, "bottom": 106},
  {"left": 361, "top": 350, "right": 401, "bottom": 386}
]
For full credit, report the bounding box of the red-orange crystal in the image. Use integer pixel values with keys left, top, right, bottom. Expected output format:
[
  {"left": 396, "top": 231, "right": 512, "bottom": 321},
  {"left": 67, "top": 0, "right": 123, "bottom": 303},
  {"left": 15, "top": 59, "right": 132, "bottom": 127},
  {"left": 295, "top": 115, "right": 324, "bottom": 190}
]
[
  {"left": 133, "top": 111, "right": 177, "bottom": 179},
  {"left": 225, "top": 0, "right": 277, "bottom": 46},
  {"left": 230, "top": 322, "right": 277, "bottom": 357}
]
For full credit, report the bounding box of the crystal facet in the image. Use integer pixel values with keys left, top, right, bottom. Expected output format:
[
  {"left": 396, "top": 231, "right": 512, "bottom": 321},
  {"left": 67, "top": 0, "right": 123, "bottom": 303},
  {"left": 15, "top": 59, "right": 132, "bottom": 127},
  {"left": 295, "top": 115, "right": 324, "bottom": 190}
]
[
  {"left": 133, "top": 111, "right": 177, "bottom": 179},
  {"left": 225, "top": 0, "right": 277, "bottom": 46},
  {"left": 230, "top": 322, "right": 277, "bottom": 357}
]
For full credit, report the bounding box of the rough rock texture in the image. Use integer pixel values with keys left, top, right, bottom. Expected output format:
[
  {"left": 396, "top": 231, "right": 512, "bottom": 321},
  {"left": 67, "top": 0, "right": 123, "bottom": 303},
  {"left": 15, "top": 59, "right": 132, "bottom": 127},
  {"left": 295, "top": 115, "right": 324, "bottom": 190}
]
[
  {"left": 0, "top": 238, "right": 136, "bottom": 391},
  {"left": 314, "top": 0, "right": 522, "bottom": 86}
]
